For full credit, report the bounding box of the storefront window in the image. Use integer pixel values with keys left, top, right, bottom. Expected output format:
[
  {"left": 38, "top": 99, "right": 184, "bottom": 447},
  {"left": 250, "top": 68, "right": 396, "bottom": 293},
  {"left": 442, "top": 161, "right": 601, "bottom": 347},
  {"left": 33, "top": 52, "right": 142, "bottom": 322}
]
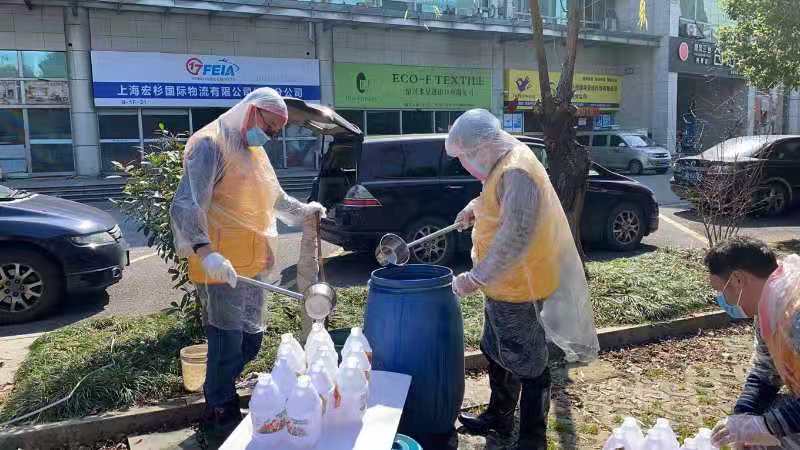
[
  {"left": 142, "top": 110, "right": 189, "bottom": 139},
  {"left": 339, "top": 110, "right": 365, "bottom": 132},
  {"left": 0, "top": 51, "right": 19, "bottom": 78},
  {"left": 0, "top": 109, "right": 24, "bottom": 145},
  {"left": 28, "top": 109, "right": 73, "bottom": 173},
  {"left": 99, "top": 112, "right": 141, "bottom": 172},
  {"left": 263, "top": 139, "right": 285, "bottom": 169},
  {"left": 21, "top": 51, "right": 67, "bottom": 79},
  {"left": 367, "top": 111, "right": 400, "bottom": 135},
  {"left": 28, "top": 109, "right": 71, "bottom": 139},
  {"left": 191, "top": 108, "right": 227, "bottom": 132},
  {"left": 434, "top": 111, "right": 464, "bottom": 133},
  {"left": 30, "top": 144, "right": 74, "bottom": 173},
  {"left": 402, "top": 111, "right": 433, "bottom": 134}
]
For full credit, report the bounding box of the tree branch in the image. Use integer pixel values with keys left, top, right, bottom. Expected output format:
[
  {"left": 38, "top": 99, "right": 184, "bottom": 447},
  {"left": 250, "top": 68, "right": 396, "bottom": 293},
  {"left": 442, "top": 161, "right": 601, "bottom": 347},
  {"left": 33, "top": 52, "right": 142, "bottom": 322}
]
[
  {"left": 557, "top": 0, "right": 581, "bottom": 104},
  {"left": 529, "top": 0, "right": 553, "bottom": 113}
]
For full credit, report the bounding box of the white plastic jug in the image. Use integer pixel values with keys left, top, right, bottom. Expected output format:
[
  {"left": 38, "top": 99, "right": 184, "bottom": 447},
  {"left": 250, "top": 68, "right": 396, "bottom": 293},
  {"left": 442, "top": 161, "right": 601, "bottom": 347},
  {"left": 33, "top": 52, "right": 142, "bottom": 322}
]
[
  {"left": 602, "top": 428, "right": 628, "bottom": 450},
  {"left": 308, "top": 360, "right": 336, "bottom": 416},
  {"left": 342, "top": 326, "right": 372, "bottom": 356},
  {"left": 618, "top": 417, "right": 645, "bottom": 450},
  {"left": 681, "top": 438, "right": 698, "bottom": 450},
  {"left": 644, "top": 418, "right": 680, "bottom": 450},
  {"left": 692, "top": 428, "right": 717, "bottom": 450},
  {"left": 250, "top": 374, "right": 287, "bottom": 446},
  {"left": 271, "top": 356, "right": 298, "bottom": 402},
  {"left": 279, "top": 333, "right": 306, "bottom": 372},
  {"left": 286, "top": 375, "right": 323, "bottom": 449},
  {"left": 309, "top": 346, "right": 338, "bottom": 381},
  {"left": 334, "top": 356, "right": 368, "bottom": 425},
  {"left": 340, "top": 341, "right": 371, "bottom": 381},
  {"left": 305, "top": 323, "right": 335, "bottom": 363},
  {"left": 278, "top": 344, "right": 305, "bottom": 375}
]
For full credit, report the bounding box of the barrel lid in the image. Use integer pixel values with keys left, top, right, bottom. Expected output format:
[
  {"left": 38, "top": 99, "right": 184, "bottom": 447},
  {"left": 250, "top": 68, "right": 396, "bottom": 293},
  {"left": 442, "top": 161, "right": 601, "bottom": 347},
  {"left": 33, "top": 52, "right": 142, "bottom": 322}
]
[{"left": 369, "top": 264, "right": 453, "bottom": 290}]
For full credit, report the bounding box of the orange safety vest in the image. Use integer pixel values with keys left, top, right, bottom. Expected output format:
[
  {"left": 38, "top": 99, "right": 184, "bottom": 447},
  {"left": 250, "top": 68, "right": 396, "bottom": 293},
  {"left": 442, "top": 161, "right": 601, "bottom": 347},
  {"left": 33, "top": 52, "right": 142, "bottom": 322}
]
[
  {"left": 759, "top": 262, "right": 800, "bottom": 394},
  {"left": 471, "top": 146, "right": 559, "bottom": 302},
  {"left": 186, "top": 140, "right": 277, "bottom": 285}
]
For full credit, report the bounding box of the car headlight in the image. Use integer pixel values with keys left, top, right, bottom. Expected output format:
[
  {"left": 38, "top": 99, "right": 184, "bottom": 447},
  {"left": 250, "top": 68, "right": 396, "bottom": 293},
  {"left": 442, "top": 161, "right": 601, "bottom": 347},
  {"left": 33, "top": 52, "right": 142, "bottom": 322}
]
[{"left": 71, "top": 231, "right": 116, "bottom": 246}]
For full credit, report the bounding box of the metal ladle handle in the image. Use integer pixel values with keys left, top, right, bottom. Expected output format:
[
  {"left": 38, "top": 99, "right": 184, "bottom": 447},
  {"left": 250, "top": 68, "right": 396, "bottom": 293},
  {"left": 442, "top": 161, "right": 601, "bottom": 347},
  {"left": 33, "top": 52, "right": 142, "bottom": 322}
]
[
  {"left": 406, "top": 222, "right": 461, "bottom": 248},
  {"left": 236, "top": 276, "right": 304, "bottom": 301}
]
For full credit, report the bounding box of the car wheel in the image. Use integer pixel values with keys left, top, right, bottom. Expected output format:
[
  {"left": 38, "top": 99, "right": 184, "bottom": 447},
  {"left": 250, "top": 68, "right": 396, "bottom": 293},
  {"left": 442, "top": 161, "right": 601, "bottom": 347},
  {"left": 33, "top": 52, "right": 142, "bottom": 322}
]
[
  {"left": 0, "top": 249, "right": 63, "bottom": 325},
  {"left": 606, "top": 203, "right": 645, "bottom": 251},
  {"left": 761, "top": 182, "right": 790, "bottom": 217},
  {"left": 405, "top": 217, "right": 457, "bottom": 266},
  {"left": 628, "top": 160, "right": 644, "bottom": 175}
]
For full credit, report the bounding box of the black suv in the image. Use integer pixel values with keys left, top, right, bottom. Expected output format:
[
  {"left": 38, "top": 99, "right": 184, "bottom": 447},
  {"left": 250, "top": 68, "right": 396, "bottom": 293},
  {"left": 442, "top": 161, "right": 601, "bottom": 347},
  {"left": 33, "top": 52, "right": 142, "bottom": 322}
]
[
  {"left": 671, "top": 135, "right": 800, "bottom": 216},
  {"left": 310, "top": 133, "right": 659, "bottom": 266}
]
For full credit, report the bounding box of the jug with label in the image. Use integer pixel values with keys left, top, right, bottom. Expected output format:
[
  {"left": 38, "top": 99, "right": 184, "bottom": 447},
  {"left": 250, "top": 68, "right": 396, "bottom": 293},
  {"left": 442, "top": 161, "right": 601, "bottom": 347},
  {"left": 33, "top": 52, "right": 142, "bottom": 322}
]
[
  {"left": 279, "top": 333, "right": 306, "bottom": 372},
  {"left": 309, "top": 360, "right": 336, "bottom": 417},
  {"left": 250, "top": 374, "right": 287, "bottom": 446},
  {"left": 342, "top": 327, "right": 372, "bottom": 361},
  {"left": 334, "top": 356, "right": 369, "bottom": 425},
  {"left": 340, "top": 341, "right": 371, "bottom": 381},
  {"left": 271, "top": 356, "right": 298, "bottom": 402},
  {"left": 286, "top": 375, "right": 323, "bottom": 449}
]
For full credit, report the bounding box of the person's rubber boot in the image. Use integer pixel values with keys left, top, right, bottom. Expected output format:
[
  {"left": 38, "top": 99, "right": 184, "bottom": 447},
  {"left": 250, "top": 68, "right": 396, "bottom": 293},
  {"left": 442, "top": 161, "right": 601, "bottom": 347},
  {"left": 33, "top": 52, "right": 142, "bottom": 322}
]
[
  {"left": 199, "top": 395, "right": 243, "bottom": 443},
  {"left": 458, "top": 358, "right": 520, "bottom": 437},
  {"left": 513, "top": 369, "right": 551, "bottom": 450}
]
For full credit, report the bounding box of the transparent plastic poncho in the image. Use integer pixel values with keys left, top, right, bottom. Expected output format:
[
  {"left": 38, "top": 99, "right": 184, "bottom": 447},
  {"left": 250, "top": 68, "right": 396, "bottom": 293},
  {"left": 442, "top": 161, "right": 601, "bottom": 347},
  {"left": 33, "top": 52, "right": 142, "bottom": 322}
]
[
  {"left": 759, "top": 254, "right": 800, "bottom": 394},
  {"left": 169, "top": 87, "right": 322, "bottom": 333},
  {"left": 446, "top": 109, "right": 599, "bottom": 363}
]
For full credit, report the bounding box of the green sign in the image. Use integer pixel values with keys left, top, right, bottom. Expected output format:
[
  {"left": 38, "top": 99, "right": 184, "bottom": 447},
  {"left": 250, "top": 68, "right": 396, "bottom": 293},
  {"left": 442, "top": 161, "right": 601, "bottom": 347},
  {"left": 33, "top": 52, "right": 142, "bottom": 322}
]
[{"left": 334, "top": 63, "right": 492, "bottom": 110}]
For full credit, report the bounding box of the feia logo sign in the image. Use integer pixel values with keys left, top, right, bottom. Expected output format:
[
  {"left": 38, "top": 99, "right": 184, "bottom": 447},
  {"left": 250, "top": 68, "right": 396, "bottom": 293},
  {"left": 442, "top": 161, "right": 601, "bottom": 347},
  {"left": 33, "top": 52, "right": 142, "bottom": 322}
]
[{"left": 185, "top": 57, "right": 240, "bottom": 77}]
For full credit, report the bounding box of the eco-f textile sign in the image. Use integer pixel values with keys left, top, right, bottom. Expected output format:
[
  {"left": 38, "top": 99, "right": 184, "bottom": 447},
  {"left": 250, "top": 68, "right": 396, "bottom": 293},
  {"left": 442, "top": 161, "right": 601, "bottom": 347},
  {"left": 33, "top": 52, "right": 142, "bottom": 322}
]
[
  {"left": 504, "top": 70, "right": 621, "bottom": 110},
  {"left": 334, "top": 63, "right": 492, "bottom": 110},
  {"left": 91, "top": 51, "right": 321, "bottom": 107}
]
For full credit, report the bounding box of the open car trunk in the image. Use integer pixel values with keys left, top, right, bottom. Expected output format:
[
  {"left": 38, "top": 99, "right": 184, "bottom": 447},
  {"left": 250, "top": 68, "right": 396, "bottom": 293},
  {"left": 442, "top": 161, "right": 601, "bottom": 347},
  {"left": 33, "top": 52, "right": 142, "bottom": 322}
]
[{"left": 283, "top": 98, "right": 363, "bottom": 207}]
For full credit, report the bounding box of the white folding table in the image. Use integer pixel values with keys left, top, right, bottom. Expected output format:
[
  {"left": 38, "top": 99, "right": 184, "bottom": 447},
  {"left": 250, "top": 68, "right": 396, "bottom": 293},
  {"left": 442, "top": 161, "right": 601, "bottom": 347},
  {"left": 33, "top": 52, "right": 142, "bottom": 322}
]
[{"left": 220, "top": 370, "right": 411, "bottom": 450}]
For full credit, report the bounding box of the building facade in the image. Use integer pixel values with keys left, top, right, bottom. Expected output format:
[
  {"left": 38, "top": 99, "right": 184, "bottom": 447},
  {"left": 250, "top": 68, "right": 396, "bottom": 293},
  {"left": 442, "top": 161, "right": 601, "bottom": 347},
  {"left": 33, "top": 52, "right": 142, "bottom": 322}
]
[{"left": 0, "top": 0, "right": 787, "bottom": 179}]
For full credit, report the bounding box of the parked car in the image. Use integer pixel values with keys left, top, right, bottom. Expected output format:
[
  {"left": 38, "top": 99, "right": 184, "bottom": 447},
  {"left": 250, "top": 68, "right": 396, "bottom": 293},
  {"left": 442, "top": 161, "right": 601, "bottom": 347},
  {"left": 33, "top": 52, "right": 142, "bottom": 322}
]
[
  {"left": 671, "top": 135, "right": 800, "bottom": 216},
  {"left": 0, "top": 185, "right": 128, "bottom": 324},
  {"left": 311, "top": 132, "right": 660, "bottom": 266},
  {"left": 577, "top": 130, "right": 672, "bottom": 175}
]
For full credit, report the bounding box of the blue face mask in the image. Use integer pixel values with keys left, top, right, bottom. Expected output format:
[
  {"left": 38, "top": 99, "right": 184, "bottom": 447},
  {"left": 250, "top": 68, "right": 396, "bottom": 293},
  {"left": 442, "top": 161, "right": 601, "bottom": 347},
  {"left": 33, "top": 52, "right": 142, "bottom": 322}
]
[
  {"left": 246, "top": 127, "right": 270, "bottom": 147},
  {"left": 716, "top": 275, "right": 748, "bottom": 319}
]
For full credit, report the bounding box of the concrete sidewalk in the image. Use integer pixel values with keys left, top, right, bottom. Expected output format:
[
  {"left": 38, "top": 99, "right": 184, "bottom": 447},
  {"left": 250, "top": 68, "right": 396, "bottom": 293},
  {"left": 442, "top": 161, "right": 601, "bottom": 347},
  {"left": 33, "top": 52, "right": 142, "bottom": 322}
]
[{"left": 0, "top": 333, "right": 41, "bottom": 403}]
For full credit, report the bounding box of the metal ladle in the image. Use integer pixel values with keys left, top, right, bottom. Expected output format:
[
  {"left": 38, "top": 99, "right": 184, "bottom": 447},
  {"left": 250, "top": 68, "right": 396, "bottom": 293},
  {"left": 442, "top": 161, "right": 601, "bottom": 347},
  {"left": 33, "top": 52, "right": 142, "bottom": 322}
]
[
  {"left": 236, "top": 276, "right": 336, "bottom": 321},
  {"left": 375, "top": 222, "right": 462, "bottom": 266},
  {"left": 237, "top": 212, "right": 336, "bottom": 321}
]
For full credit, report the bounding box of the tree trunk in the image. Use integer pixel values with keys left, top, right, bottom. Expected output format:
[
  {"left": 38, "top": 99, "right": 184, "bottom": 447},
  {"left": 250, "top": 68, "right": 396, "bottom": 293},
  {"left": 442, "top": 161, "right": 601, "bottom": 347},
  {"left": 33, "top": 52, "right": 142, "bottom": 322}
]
[{"left": 528, "top": 0, "right": 590, "bottom": 258}]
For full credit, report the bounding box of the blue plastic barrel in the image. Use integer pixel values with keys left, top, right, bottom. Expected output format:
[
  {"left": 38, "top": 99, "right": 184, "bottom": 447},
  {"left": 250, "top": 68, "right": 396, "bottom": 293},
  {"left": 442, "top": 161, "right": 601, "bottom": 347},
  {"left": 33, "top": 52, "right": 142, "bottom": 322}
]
[{"left": 364, "top": 264, "right": 465, "bottom": 436}]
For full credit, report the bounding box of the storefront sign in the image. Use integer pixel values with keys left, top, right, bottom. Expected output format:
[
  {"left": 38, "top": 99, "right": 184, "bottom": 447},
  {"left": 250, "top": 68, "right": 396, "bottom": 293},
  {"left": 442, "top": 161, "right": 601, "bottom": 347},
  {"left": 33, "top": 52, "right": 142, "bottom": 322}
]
[
  {"left": 503, "top": 113, "right": 523, "bottom": 133},
  {"left": 504, "top": 70, "right": 621, "bottom": 110},
  {"left": 334, "top": 63, "right": 491, "bottom": 109},
  {"left": 668, "top": 38, "right": 741, "bottom": 78},
  {"left": 91, "top": 51, "right": 321, "bottom": 107},
  {"left": 0, "top": 81, "right": 20, "bottom": 105},
  {"left": 25, "top": 81, "right": 70, "bottom": 105}
]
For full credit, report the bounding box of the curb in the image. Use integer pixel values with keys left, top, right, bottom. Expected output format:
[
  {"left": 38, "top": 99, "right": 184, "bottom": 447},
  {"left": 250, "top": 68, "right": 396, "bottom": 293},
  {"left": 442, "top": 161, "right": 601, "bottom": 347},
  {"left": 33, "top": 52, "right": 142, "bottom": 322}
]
[
  {"left": 466, "top": 310, "right": 730, "bottom": 370},
  {"left": 1, "top": 311, "right": 730, "bottom": 448}
]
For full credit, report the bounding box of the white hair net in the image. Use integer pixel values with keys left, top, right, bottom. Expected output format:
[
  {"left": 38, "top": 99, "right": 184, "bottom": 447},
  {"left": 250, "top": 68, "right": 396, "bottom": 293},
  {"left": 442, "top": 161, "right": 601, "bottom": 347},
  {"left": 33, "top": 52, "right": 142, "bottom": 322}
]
[
  {"left": 445, "top": 109, "right": 516, "bottom": 180},
  {"left": 169, "top": 87, "right": 325, "bottom": 332}
]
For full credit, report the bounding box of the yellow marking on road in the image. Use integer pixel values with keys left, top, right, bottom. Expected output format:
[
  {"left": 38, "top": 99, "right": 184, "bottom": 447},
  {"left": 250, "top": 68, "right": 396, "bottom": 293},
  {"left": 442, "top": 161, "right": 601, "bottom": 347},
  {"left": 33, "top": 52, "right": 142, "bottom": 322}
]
[{"left": 658, "top": 214, "right": 707, "bottom": 246}]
